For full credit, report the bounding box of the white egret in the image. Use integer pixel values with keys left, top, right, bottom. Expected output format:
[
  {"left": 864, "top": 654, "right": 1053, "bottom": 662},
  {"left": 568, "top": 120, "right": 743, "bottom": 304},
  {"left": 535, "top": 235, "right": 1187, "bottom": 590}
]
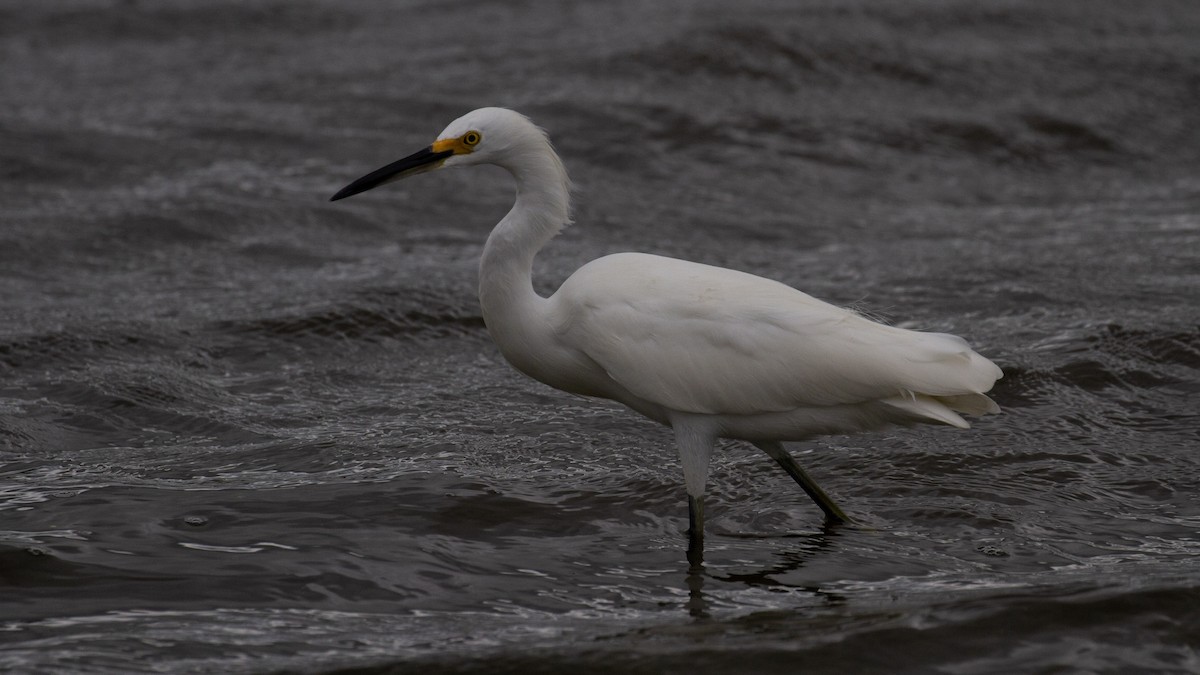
[{"left": 331, "top": 107, "right": 1002, "bottom": 555}]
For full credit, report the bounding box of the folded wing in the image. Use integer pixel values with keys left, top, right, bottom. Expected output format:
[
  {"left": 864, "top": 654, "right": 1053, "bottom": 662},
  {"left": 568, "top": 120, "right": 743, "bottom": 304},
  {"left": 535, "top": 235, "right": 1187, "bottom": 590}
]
[{"left": 552, "top": 253, "right": 1002, "bottom": 419}]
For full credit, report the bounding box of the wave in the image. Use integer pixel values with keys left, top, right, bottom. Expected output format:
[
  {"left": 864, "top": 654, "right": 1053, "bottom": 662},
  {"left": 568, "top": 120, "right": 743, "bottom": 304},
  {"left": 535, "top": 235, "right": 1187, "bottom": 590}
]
[
  {"left": 214, "top": 294, "right": 487, "bottom": 345},
  {"left": 1, "top": 2, "right": 355, "bottom": 45}
]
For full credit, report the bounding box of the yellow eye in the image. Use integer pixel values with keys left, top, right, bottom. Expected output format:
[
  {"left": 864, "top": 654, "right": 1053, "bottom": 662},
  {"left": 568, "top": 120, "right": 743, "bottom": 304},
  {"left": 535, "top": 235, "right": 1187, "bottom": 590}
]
[{"left": 462, "top": 131, "right": 481, "bottom": 147}]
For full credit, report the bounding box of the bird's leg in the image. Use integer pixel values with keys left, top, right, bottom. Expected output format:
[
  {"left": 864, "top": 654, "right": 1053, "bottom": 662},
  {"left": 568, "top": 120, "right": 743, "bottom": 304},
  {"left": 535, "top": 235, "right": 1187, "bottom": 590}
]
[
  {"left": 753, "top": 441, "right": 852, "bottom": 524},
  {"left": 673, "top": 419, "right": 716, "bottom": 558},
  {"left": 686, "top": 494, "right": 705, "bottom": 569},
  {"left": 687, "top": 494, "right": 705, "bottom": 540}
]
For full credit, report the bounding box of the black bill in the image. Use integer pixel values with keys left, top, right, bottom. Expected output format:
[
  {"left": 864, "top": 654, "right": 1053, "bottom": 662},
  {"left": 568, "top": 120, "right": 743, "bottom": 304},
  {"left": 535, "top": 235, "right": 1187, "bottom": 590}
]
[{"left": 329, "top": 146, "right": 454, "bottom": 202}]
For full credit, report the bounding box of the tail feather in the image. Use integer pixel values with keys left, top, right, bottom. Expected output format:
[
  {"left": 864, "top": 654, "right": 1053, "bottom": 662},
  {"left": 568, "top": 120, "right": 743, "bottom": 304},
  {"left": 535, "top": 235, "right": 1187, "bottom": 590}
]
[
  {"left": 883, "top": 394, "right": 971, "bottom": 428},
  {"left": 897, "top": 332, "right": 1004, "bottom": 397},
  {"left": 936, "top": 392, "right": 1001, "bottom": 416}
]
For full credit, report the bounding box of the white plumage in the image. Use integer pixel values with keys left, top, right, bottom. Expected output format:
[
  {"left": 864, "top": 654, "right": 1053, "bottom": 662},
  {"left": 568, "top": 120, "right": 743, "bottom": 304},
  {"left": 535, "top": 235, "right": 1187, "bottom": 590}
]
[{"left": 331, "top": 107, "right": 1002, "bottom": 556}]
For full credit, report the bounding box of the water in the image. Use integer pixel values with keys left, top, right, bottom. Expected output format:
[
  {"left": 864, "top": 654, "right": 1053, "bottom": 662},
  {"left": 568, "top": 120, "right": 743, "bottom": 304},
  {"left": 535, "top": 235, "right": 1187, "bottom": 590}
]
[{"left": 2, "top": 0, "right": 1199, "bottom": 672}]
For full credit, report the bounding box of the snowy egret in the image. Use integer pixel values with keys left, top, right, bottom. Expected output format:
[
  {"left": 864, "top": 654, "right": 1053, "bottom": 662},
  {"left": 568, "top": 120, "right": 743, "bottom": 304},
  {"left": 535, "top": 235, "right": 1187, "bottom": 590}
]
[{"left": 331, "top": 107, "right": 1002, "bottom": 554}]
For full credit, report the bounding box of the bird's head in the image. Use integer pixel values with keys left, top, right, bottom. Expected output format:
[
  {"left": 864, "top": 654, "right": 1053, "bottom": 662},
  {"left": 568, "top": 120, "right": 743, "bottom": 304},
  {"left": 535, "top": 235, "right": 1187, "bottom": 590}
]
[{"left": 329, "top": 107, "right": 547, "bottom": 202}]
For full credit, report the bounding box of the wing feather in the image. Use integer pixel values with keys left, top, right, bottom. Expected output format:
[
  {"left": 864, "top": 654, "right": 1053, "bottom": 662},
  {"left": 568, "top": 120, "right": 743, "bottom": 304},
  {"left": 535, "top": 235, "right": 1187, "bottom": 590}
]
[{"left": 551, "top": 253, "right": 1001, "bottom": 416}]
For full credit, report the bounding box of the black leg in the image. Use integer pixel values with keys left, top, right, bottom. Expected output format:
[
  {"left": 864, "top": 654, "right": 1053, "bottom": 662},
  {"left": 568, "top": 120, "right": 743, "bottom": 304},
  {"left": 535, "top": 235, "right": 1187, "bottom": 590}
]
[
  {"left": 674, "top": 420, "right": 715, "bottom": 560},
  {"left": 687, "top": 493, "right": 705, "bottom": 569},
  {"left": 754, "top": 441, "right": 852, "bottom": 524}
]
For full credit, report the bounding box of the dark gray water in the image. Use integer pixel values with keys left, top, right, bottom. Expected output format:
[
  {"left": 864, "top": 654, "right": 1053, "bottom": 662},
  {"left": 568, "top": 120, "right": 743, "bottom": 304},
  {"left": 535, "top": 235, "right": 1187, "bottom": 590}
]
[{"left": 3, "top": 1, "right": 1199, "bottom": 672}]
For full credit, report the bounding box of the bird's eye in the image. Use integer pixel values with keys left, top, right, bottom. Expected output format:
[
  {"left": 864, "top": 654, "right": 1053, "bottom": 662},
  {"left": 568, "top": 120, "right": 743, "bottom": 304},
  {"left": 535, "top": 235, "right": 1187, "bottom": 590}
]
[{"left": 463, "top": 131, "right": 481, "bottom": 147}]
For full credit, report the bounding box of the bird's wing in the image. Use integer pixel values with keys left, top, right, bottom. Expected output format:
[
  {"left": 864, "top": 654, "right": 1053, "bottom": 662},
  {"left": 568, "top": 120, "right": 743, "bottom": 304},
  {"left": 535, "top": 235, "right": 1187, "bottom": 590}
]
[{"left": 551, "top": 253, "right": 1001, "bottom": 416}]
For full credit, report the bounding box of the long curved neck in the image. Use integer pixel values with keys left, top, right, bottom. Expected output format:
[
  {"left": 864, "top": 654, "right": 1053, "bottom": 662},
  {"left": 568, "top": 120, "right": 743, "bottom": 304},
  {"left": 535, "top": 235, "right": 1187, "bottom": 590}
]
[{"left": 478, "top": 139, "right": 571, "bottom": 353}]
